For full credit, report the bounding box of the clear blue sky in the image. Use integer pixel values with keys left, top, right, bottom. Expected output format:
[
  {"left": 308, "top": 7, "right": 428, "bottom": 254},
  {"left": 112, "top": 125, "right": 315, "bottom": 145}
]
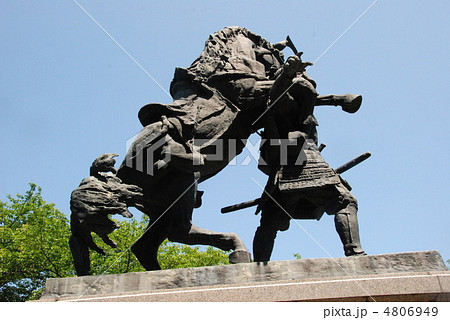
[{"left": 1, "top": 1, "right": 449, "bottom": 264}]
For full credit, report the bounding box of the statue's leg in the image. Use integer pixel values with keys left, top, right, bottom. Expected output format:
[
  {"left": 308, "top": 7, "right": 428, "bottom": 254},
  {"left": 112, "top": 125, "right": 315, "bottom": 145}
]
[
  {"left": 70, "top": 214, "right": 108, "bottom": 276},
  {"left": 334, "top": 203, "right": 365, "bottom": 256},
  {"left": 332, "top": 185, "right": 365, "bottom": 256},
  {"left": 316, "top": 94, "right": 362, "bottom": 113},
  {"left": 168, "top": 224, "right": 251, "bottom": 264},
  {"left": 300, "top": 182, "right": 366, "bottom": 257},
  {"left": 131, "top": 218, "right": 168, "bottom": 271},
  {"left": 169, "top": 224, "right": 246, "bottom": 251},
  {"left": 253, "top": 192, "right": 293, "bottom": 262},
  {"left": 160, "top": 170, "right": 251, "bottom": 264},
  {"left": 129, "top": 201, "right": 170, "bottom": 271},
  {"left": 253, "top": 225, "right": 278, "bottom": 262},
  {"left": 129, "top": 168, "right": 197, "bottom": 271},
  {"left": 69, "top": 234, "right": 91, "bottom": 276}
]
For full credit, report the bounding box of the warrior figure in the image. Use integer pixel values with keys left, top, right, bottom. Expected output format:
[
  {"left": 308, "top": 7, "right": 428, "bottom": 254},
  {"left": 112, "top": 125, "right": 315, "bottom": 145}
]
[{"left": 253, "top": 54, "right": 366, "bottom": 261}]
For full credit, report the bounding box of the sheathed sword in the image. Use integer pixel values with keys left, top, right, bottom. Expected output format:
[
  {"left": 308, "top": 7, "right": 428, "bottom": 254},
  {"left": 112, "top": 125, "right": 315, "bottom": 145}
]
[{"left": 220, "top": 151, "right": 371, "bottom": 214}]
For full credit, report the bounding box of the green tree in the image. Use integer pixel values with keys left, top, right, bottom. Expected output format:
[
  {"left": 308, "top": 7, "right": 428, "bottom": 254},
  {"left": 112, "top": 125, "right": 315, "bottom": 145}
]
[
  {"left": 88, "top": 217, "right": 148, "bottom": 275},
  {"left": 0, "top": 184, "right": 230, "bottom": 301},
  {"left": 0, "top": 184, "right": 74, "bottom": 301},
  {"left": 158, "top": 241, "right": 230, "bottom": 269},
  {"left": 87, "top": 218, "right": 230, "bottom": 275}
]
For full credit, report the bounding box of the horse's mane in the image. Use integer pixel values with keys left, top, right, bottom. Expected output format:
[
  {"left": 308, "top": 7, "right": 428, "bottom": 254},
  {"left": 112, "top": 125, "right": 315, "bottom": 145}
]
[{"left": 187, "top": 26, "right": 284, "bottom": 83}]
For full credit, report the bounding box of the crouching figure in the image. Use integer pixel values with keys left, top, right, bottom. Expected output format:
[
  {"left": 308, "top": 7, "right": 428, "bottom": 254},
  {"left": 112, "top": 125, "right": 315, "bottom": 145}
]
[{"left": 69, "top": 153, "right": 143, "bottom": 276}]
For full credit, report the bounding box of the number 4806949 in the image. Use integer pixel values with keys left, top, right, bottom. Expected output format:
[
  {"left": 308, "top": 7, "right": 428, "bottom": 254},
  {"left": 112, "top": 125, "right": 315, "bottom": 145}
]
[{"left": 383, "top": 307, "right": 438, "bottom": 317}]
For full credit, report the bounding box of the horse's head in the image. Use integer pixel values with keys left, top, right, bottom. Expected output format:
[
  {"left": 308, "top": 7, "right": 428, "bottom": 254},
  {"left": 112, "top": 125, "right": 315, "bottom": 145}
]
[
  {"left": 187, "top": 26, "right": 284, "bottom": 83},
  {"left": 166, "top": 27, "right": 285, "bottom": 120}
]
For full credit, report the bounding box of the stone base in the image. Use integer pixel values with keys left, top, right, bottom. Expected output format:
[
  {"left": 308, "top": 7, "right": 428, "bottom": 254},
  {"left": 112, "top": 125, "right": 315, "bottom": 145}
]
[{"left": 39, "top": 251, "right": 450, "bottom": 302}]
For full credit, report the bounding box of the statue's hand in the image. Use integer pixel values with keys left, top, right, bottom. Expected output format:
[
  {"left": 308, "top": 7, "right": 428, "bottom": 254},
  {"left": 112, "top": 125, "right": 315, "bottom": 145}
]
[
  {"left": 284, "top": 56, "right": 313, "bottom": 78},
  {"left": 94, "top": 247, "right": 106, "bottom": 255},
  {"left": 301, "top": 61, "right": 313, "bottom": 71}
]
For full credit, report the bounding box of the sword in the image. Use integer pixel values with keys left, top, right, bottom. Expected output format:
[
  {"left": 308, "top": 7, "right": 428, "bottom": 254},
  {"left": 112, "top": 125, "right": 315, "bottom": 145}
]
[{"left": 220, "top": 151, "right": 371, "bottom": 214}]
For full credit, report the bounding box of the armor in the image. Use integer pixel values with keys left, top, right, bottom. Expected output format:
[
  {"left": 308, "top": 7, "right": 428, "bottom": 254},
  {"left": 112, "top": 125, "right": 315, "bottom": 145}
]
[
  {"left": 252, "top": 54, "right": 366, "bottom": 261},
  {"left": 278, "top": 140, "right": 341, "bottom": 192}
]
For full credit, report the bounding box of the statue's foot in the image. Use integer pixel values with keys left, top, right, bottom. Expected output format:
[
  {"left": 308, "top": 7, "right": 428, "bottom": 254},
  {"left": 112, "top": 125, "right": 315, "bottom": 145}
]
[
  {"left": 347, "top": 251, "right": 367, "bottom": 257},
  {"left": 229, "top": 250, "right": 251, "bottom": 264},
  {"left": 345, "top": 245, "right": 366, "bottom": 257}
]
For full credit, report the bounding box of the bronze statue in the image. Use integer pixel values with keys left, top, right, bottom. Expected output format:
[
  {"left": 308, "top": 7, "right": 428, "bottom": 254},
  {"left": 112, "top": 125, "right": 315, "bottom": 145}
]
[
  {"left": 252, "top": 54, "right": 366, "bottom": 261},
  {"left": 69, "top": 154, "right": 143, "bottom": 276},
  {"left": 70, "top": 27, "right": 367, "bottom": 273}
]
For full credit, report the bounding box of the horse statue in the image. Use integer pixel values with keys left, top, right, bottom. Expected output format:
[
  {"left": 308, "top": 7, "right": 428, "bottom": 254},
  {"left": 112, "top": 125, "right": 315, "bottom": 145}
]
[{"left": 70, "top": 26, "right": 362, "bottom": 274}]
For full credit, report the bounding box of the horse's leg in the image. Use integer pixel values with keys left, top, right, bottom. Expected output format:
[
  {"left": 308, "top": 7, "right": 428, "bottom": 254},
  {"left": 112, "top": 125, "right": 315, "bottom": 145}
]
[
  {"left": 159, "top": 170, "right": 251, "bottom": 264},
  {"left": 169, "top": 224, "right": 246, "bottom": 251},
  {"left": 131, "top": 217, "right": 168, "bottom": 271},
  {"left": 129, "top": 199, "right": 170, "bottom": 271},
  {"left": 129, "top": 168, "right": 195, "bottom": 271},
  {"left": 168, "top": 224, "right": 251, "bottom": 264},
  {"left": 130, "top": 168, "right": 251, "bottom": 269}
]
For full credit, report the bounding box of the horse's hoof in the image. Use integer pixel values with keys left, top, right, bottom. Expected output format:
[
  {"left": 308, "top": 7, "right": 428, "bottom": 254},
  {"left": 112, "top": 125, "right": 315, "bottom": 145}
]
[{"left": 229, "top": 250, "right": 251, "bottom": 264}]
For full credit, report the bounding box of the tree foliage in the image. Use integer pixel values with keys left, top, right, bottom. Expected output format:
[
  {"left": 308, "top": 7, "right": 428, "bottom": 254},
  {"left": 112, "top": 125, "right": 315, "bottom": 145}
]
[
  {"left": 0, "top": 184, "right": 74, "bottom": 301},
  {"left": 87, "top": 218, "right": 231, "bottom": 275},
  {"left": 158, "top": 241, "right": 230, "bottom": 270},
  {"left": 0, "top": 184, "right": 229, "bottom": 301}
]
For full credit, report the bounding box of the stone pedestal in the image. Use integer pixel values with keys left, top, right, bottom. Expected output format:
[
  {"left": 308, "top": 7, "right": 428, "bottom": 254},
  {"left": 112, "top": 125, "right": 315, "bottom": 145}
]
[{"left": 39, "top": 251, "right": 450, "bottom": 302}]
